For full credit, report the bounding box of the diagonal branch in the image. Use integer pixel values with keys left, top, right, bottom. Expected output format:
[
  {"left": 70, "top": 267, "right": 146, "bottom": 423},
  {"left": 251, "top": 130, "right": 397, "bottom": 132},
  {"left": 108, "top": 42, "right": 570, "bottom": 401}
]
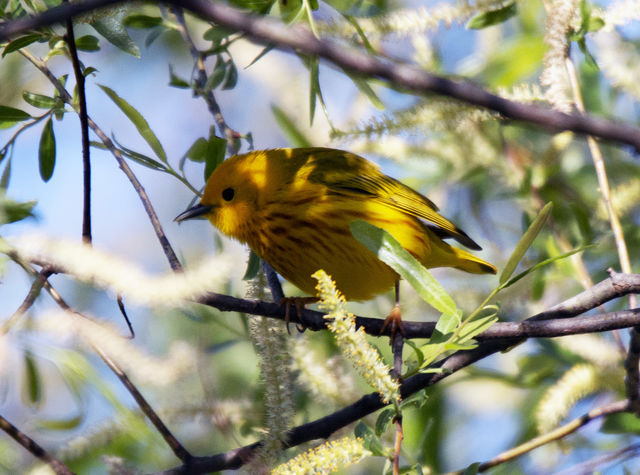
[
  {"left": 3, "top": 0, "right": 640, "bottom": 150},
  {"left": 18, "top": 49, "right": 182, "bottom": 272},
  {"left": 0, "top": 414, "right": 75, "bottom": 475}
]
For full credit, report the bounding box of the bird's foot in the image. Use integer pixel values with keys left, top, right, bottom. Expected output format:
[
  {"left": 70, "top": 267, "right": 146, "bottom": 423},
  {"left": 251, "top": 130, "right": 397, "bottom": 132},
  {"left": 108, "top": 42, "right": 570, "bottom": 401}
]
[
  {"left": 278, "top": 296, "right": 319, "bottom": 334},
  {"left": 380, "top": 304, "right": 406, "bottom": 339}
]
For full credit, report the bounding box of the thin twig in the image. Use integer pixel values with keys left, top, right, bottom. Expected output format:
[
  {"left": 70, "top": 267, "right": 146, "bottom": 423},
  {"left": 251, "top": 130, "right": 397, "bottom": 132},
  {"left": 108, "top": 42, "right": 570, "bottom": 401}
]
[
  {"left": 170, "top": 7, "right": 240, "bottom": 154},
  {"left": 465, "top": 399, "right": 629, "bottom": 473},
  {"left": 4, "top": 0, "right": 640, "bottom": 150},
  {"left": 32, "top": 267, "right": 193, "bottom": 463},
  {"left": 0, "top": 414, "right": 75, "bottom": 475},
  {"left": 62, "top": 0, "right": 92, "bottom": 244},
  {"left": 93, "top": 346, "right": 194, "bottom": 463},
  {"left": 566, "top": 58, "right": 640, "bottom": 413},
  {"left": 18, "top": 48, "right": 183, "bottom": 272},
  {"left": 0, "top": 268, "right": 51, "bottom": 334}
]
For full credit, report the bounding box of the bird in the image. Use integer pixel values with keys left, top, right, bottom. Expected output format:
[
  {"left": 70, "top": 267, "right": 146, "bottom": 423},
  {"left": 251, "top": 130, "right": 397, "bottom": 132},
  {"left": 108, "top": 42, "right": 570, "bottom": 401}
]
[{"left": 175, "top": 147, "right": 496, "bottom": 332}]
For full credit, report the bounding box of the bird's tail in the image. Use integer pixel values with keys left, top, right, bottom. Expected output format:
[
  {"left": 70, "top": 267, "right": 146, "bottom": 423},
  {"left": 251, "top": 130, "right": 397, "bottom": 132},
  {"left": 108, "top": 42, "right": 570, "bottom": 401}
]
[{"left": 426, "top": 237, "right": 497, "bottom": 275}]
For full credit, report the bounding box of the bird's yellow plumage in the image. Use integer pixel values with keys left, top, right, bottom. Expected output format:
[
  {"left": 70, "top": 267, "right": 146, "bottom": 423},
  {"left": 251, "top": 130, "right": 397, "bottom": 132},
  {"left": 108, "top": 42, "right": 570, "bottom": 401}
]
[{"left": 177, "top": 147, "right": 496, "bottom": 301}]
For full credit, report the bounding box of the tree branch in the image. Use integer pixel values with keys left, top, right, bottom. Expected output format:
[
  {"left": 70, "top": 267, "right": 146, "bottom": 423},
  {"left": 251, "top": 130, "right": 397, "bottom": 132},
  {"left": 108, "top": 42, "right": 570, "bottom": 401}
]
[
  {"left": 3, "top": 0, "right": 640, "bottom": 150},
  {"left": 0, "top": 414, "right": 75, "bottom": 475}
]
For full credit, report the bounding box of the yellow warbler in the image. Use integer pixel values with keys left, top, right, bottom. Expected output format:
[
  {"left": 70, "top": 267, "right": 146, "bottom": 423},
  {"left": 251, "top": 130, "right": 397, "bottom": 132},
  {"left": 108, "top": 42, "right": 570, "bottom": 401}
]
[{"left": 176, "top": 147, "right": 496, "bottom": 303}]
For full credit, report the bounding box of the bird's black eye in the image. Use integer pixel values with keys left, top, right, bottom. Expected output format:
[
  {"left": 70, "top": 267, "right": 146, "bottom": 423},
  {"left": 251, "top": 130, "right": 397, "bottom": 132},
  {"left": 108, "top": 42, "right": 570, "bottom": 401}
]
[{"left": 222, "top": 187, "right": 235, "bottom": 201}]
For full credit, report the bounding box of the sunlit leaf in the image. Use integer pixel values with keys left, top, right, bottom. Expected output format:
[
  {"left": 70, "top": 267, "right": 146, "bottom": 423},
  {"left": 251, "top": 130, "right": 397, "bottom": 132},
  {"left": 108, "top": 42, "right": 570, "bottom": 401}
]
[
  {"left": 351, "top": 220, "right": 457, "bottom": 316},
  {"left": 22, "top": 91, "right": 58, "bottom": 109},
  {"left": 243, "top": 249, "right": 261, "bottom": 280},
  {"left": 499, "top": 202, "right": 552, "bottom": 284},
  {"left": 271, "top": 105, "right": 312, "bottom": 147},
  {"left": 99, "top": 84, "right": 168, "bottom": 163},
  {"left": 468, "top": 2, "right": 517, "bottom": 29}
]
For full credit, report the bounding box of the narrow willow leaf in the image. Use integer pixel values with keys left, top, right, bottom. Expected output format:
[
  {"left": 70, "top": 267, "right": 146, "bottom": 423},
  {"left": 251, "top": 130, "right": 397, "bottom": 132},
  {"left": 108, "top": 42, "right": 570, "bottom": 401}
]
[
  {"left": 243, "top": 250, "right": 261, "bottom": 280},
  {"left": 457, "top": 312, "right": 498, "bottom": 344},
  {"left": 2, "top": 33, "right": 43, "bottom": 57},
  {"left": 99, "top": 84, "right": 167, "bottom": 163},
  {"left": 271, "top": 105, "right": 312, "bottom": 147},
  {"left": 38, "top": 415, "right": 84, "bottom": 431},
  {"left": 350, "top": 220, "right": 457, "bottom": 316},
  {"left": 123, "top": 14, "right": 163, "bottom": 29},
  {"left": 168, "top": 65, "right": 190, "bottom": 89},
  {"left": 22, "top": 91, "right": 58, "bottom": 109},
  {"left": 204, "top": 132, "right": 226, "bottom": 181},
  {"left": 468, "top": 2, "right": 517, "bottom": 29},
  {"left": 38, "top": 117, "right": 56, "bottom": 182},
  {"left": 354, "top": 422, "right": 384, "bottom": 456},
  {"left": 205, "top": 56, "right": 227, "bottom": 91},
  {"left": 0, "top": 105, "right": 30, "bottom": 121},
  {"left": 23, "top": 351, "right": 42, "bottom": 405},
  {"left": 499, "top": 202, "right": 553, "bottom": 284},
  {"left": 222, "top": 61, "right": 238, "bottom": 90},
  {"left": 349, "top": 75, "right": 385, "bottom": 110},
  {"left": 91, "top": 13, "right": 140, "bottom": 57},
  {"left": 500, "top": 245, "right": 592, "bottom": 289},
  {"left": 246, "top": 43, "right": 276, "bottom": 68},
  {"left": 111, "top": 136, "right": 168, "bottom": 172}
]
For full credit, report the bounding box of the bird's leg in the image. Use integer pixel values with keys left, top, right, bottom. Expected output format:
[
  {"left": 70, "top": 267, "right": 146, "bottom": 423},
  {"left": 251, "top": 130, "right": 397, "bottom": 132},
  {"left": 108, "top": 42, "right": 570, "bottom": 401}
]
[
  {"left": 380, "top": 281, "right": 405, "bottom": 341},
  {"left": 385, "top": 281, "right": 404, "bottom": 475},
  {"left": 278, "top": 296, "right": 319, "bottom": 334}
]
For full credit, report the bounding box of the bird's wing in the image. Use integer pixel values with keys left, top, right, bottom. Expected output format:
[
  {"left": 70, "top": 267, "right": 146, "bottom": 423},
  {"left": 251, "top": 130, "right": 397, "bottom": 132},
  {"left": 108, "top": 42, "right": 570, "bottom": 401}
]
[{"left": 306, "top": 149, "right": 482, "bottom": 250}]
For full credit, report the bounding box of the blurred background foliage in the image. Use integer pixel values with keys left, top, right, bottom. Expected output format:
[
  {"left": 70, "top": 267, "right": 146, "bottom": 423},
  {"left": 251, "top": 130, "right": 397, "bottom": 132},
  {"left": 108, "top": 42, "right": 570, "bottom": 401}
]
[{"left": 1, "top": 0, "right": 640, "bottom": 473}]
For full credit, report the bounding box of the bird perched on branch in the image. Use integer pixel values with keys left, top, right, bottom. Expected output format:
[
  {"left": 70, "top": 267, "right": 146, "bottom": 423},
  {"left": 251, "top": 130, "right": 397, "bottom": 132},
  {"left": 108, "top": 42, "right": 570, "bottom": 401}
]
[{"left": 176, "top": 147, "right": 496, "bottom": 331}]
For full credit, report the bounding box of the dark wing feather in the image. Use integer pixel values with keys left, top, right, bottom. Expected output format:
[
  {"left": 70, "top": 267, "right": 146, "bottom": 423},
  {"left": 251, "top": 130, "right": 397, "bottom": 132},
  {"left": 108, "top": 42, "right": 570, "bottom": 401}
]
[{"left": 305, "top": 148, "right": 482, "bottom": 250}]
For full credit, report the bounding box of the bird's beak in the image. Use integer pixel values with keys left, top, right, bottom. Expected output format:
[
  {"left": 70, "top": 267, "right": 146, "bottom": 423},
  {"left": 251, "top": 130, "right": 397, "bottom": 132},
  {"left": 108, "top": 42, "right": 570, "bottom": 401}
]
[{"left": 174, "top": 204, "right": 214, "bottom": 222}]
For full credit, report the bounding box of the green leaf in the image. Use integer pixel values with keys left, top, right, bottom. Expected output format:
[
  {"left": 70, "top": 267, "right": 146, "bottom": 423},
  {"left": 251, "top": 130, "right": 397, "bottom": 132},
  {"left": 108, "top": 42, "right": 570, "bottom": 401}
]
[
  {"left": 468, "top": 2, "right": 517, "bottom": 29},
  {"left": 203, "top": 26, "right": 233, "bottom": 44},
  {"left": 99, "top": 84, "right": 167, "bottom": 163},
  {"left": 457, "top": 311, "right": 498, "bottom": 344},
  {"left": 22, "top": 91, "right": 58, "bottom": 109},
  {"left": 169, "top": 65, "right": 190, "bottom": 89},
  {"left": 23, "top": 351, "right": 43, "bottom": 405},
  {"left": 0, "top": 195, "right": 36, "bottom": 225},
  {"left": 500, "top": 244, "right": 593, "bottom": 289},
  {"left": 83, "top": 66, "right": 98, "bottom": 77},
  {"left": 0, "top": 105, "right": 30, "bottom": 122},
  {"left": 91, "top": 13, "right": 140, "bottom": 57},
  {"left": 74, "top": 35, "right": 100, "bottom": 51},
  {"left": 38, "top": 117, "right": 56, "bottom": 182},
  {"left": 38, "top": 415, "right": 84, "bottom": 431},
  {"left": 350, "top": 220, "right": 457, "bottom": 316},
  {"left": 349, "top": 74, "right": 384, "bottom": 110},
  {"left": 123, "top": 14, "right": 163, "bottom": 29},
  {"left": 354, "top": 421, "right": 384, "bottom": 456},
  {"left": 271, "top": 105, "right": 312, "bottom": 147},
  {"left": 2, "top": 33, "right": 43, "bottom": 57},
  {"left": 186, "top": 137, "right": 209, "bottom": 162},
  {"left": 222, "top": 61, "right": 238, "bottom": 90},
  {"left": 205, "top": 131, "right": 227, "bottom": 181},
  {"left": 205, "top": 56, "right": 227, "bottom": 91},
  {"left": 499, "top": 202, "right": 552, "bottom": 284},
  {"left": 246, "top": 44, "right": 276, "bottom": 68},
  {"left": 243, "top": 250, "right": 261, "bottom": 280},
  {"left": 375, "top": 407, "right": 396, "bottom": 435}
]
